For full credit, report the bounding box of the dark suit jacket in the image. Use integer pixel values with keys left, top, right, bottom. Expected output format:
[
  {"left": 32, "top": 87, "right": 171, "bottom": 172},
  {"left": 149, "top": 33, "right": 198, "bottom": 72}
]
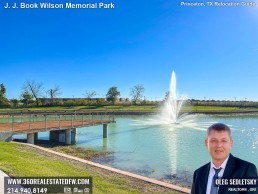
[{"left": 191, "top": 154, "right": 258, "bottom": 194}]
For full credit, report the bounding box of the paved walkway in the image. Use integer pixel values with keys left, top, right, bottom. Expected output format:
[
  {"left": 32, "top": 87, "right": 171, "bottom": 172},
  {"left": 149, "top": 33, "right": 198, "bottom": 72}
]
[
  {"left": 0, "top": 170, "right": 29, "bottom": 194},
  {"left": 0, "top": 170, "right": 8, "bottom": 194}
]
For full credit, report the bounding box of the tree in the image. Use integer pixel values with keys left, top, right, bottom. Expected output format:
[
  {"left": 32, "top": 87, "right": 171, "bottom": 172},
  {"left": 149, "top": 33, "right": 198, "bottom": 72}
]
[
  {"left": 10, "top": 99, "right": 19, "bottom": 108},
  {"left": 84, "top": 91, "right": 97, "bottom": 100},
  {"left": 47, "top": 85, "right": 61, "bottom": 100},
  {"left": 23, "top": 80, "right": 44, "bottom": 106},
  {"left": 164, "top": 91, "right": 169, "bottom": 101},
  {"left": 106, "top": 86, "right": 120, "bottom": 105},
  {"left": 0, "top": 83, "right": 7, "bottom": 106},
  {"left": 130, "top": 84, "right": 145, "bottom": 105},
  {"left": 0, "top": 83, "right": 6, "bottom": 95},
  {"left": 97, "top": 98, "right": 106, "bottom": 106},
  {"left": 20, "top": 91, "right": 34, "bottom": 107}
]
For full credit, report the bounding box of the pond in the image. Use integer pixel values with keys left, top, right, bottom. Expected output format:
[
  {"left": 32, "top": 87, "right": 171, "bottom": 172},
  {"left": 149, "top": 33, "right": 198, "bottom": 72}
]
[{"left": 13, "top": 115, "right": 258, "bottom": 186}]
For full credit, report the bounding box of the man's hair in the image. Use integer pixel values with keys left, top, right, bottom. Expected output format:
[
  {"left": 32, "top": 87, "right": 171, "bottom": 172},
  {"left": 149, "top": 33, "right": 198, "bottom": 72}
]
[{"left": 207, "top": 123, "right": 231, "bottom": 137}]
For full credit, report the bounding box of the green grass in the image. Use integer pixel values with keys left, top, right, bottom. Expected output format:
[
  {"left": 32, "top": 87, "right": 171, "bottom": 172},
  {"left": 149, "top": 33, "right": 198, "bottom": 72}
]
[
  {"left": 1, "top": 105, "right": 258, "bottom": 113},
  {"left": 0, "top": 142, "right": 181, "bottom": 194},
  {"left": 0, "top": 105, "right": 158, "bottom": 112},
  {"left": 184, "top": 106, "right": 258, "bottom": 112}
]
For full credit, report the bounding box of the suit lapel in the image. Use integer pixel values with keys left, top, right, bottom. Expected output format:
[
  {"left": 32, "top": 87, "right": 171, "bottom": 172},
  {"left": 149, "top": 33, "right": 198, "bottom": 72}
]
[
  {"left": 218, "top": 154, "right": 236, "bottom": 193},
  {"left": 222, "top": 154, "right": 236, "bottom": 178}
]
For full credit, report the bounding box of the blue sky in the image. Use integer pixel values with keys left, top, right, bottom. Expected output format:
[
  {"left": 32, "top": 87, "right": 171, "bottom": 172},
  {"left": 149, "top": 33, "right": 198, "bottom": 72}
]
[{"left": 1, "top": 0, "right": 258, "bottom": 101}]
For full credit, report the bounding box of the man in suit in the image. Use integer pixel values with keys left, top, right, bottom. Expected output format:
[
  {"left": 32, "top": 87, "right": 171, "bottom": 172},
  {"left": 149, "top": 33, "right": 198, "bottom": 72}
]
[{"left": 191, "top": 123, "right": 258, "bottom": 194}]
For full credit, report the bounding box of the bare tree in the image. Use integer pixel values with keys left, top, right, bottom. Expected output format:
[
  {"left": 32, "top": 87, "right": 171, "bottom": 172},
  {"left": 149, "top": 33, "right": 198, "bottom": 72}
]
[
  {"left": 84, "top": 91, "right": 97, "bottom": 100},
  {"left": 130, "top": 84, "right": 145, "bottom": 105},
  {"left": 23, "top": 80, "right": 44, "bottom": 107},
  {"left": 47, "top": 85, "right": 61, "bottom": 100}
]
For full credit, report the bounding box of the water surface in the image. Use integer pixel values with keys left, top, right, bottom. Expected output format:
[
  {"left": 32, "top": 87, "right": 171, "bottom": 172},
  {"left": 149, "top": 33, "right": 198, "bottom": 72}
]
[{"left": 13, "top": 115, "right": 258, "bottom": 186}]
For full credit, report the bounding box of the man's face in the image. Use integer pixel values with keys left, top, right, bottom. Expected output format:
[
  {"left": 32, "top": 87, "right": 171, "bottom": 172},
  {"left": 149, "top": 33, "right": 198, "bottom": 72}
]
[{"left": 205, "top": 130, "right": 233, "bottom": 164}]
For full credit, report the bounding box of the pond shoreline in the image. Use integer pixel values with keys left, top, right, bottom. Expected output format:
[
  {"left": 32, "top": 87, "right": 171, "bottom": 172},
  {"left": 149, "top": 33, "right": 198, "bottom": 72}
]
[
  {"left": 11, "top": 140, "right": 192, "bottom": 191},
  {"left": 9, "top": 142, "right": 190, "bottom": 193}
]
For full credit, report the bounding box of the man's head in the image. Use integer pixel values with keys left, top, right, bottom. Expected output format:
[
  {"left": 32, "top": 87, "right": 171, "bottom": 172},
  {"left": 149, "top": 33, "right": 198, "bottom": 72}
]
[{"left": 205, "top": 123, "right": 233, "bottom": 166}]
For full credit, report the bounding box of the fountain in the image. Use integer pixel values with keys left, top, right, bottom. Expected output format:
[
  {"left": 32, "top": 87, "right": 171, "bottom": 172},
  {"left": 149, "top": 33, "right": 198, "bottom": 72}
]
[
  {"left": 132, "top": 70, "right": 209, "bottom": 130},
  {"left": 161, "top": 71, "right": 186, "bottom": 124}
]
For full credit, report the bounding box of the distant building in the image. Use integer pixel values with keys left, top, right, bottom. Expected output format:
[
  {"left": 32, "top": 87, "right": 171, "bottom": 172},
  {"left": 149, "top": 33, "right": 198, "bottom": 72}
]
[
  {"left": 38, "top": 97, "right": 130, "bottom": 102},
  {"left": 119, "top": 98, "right": 129, "bottom": 102}
]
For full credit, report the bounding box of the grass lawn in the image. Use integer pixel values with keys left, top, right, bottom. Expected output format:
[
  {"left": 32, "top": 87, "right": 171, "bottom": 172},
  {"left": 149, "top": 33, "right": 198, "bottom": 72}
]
[
  {"left": 1, "top": 105, "right": 258, "bottom": 113},
  {"left": 0, "top": 142, "right": 183, "bottom": 194},
  {"left": 0, "top": 105, "right": 158, "bottom": 112},
  {"left": 183, "top": 106, "right": 258, "bottom": 112}
]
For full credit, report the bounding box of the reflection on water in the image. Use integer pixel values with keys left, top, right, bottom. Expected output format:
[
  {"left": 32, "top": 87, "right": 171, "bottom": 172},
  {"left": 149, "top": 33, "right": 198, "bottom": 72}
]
[{"left": 13, "top": 115, "right": 258, "bottom": 186}]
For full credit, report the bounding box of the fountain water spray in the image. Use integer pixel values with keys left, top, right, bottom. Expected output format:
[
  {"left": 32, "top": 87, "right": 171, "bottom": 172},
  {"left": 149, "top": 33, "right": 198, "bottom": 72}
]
[
  {"left": 132, "top": 70, "right": 209, "bottom": 130},
  {"left": 161, "top": 71, "right": 186, "bottom": 124}
]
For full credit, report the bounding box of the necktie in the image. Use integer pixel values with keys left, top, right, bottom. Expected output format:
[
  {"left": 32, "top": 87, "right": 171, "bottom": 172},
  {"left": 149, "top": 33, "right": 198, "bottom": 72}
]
[{"left": 210, "top": 167, "right": 222, "bottom": 194}]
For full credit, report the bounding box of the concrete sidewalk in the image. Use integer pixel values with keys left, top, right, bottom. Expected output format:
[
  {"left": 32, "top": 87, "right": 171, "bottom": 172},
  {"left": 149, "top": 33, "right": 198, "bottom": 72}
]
[
  {"left": 0, "top": 170, "right": 28, "bottom": 194},
  {"left": 0, "top": 170, "right": 9, "bottom": 194}
]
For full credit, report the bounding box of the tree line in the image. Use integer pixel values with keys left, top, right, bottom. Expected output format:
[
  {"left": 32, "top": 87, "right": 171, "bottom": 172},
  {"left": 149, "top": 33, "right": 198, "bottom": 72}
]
[
  {"left": 1, "top": 81, "right": 258, "bottom": 108},
  {"left": 187, "top": 99, "right": 258, "bottom": 108},
  {"left": 0, "top": 81, "right": 148, "bottom": 108}
]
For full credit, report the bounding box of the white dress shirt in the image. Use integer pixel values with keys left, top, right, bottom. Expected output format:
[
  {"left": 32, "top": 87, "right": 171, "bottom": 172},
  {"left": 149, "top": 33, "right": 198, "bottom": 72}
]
[{"left": 206, "top": 156, "right": 229, "bottom": 194}]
